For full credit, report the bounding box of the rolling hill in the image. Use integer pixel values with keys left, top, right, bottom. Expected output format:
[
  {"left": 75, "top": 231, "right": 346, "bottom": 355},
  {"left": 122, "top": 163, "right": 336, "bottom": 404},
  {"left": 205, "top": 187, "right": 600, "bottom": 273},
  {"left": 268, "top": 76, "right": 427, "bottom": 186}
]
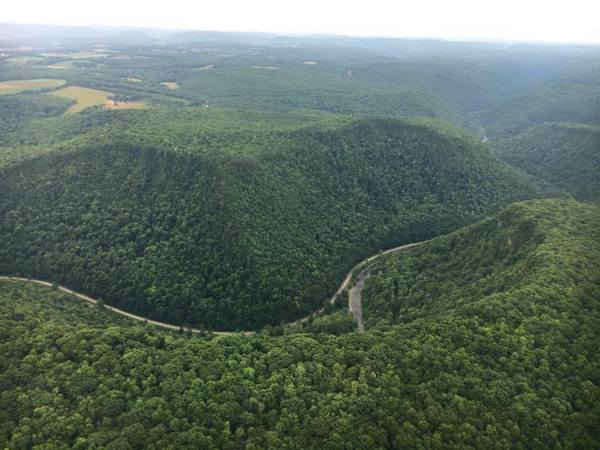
[
  {"left": 492, "top": 122, "right": 600, "bottom": 202},
  {"left": 361, "top": 199, "right": 600, "bottom": 328}
]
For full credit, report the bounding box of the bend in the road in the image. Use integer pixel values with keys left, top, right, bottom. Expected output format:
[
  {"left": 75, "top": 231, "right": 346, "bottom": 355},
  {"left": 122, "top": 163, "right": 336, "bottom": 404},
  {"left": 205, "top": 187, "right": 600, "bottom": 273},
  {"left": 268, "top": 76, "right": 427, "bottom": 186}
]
[
  {"left": 0, "top": 239, "right": 429, "bottom": 335},
  {"left": 344, "top": 240, "right": 428, "bottom": 331}
]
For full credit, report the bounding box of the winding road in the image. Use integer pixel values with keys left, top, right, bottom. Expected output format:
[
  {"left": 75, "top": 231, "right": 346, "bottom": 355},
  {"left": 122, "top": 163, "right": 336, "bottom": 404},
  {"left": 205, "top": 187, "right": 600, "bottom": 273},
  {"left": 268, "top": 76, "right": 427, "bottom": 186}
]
[
  {"left": 0, "top": 276, "right": 243, "bottom": 336},
  {"left": 335, "top": 241, "right": 427, "bottom": 331},
  {"left": 0, "top": 240, "right": 428, "bottom": 334}
]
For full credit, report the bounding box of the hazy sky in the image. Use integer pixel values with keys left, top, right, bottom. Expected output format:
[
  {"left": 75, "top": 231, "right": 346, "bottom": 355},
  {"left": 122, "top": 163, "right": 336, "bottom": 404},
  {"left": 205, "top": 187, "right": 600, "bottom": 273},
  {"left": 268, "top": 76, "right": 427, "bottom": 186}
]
[{"left": 3, "top": 0, "right": 600, "bottom": 44}]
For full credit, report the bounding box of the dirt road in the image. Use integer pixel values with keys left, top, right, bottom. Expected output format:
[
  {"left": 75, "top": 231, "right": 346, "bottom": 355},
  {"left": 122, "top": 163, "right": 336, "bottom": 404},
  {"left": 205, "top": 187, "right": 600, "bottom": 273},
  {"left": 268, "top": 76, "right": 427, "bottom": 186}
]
[
  {"left": 0, "top": 276, "right": 242, "bottom": 336},
  {"left": 1, "top": 240, "right": 428, "bottom": 334},
  {"left": 344, "top": 241, "right": 427, "bottom": 331}
]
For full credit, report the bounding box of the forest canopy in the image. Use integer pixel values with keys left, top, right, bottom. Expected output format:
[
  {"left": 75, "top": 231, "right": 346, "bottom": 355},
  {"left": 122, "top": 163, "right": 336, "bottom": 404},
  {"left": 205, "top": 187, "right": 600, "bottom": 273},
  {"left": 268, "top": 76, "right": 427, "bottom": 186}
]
[{"left": 1, "top": 199, "right": 599, "bottom": 449}]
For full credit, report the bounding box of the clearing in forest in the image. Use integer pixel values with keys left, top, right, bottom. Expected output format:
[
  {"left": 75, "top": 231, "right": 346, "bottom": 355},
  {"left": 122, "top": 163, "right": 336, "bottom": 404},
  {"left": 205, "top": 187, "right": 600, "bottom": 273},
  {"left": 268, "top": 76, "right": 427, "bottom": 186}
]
[
  {"left": 126, "top": 77, "right": 144, "bottom": 83},
  {"left": 0, "top": 79, "right": 65, "bottom": 95},
  {"left": 160, "top": 81, "right": 179, "bottom": 90},
  {"left": 51, "top": 85, "right": 146, "bottom": 113},
  {"left": 46, "top": 60, "right": 75, "bottom": 69},
  {"left": 6, "top": 56, "right": 44, "bottom": 64},
  {"left": 195, "top": 64, "right": 215, "bottom": 71},
  {"left": 65, "top": 51, "right": 107, "bottom": 59},
  {"left": 104, "top": 99, "right": 145, "bottom": 110},
  {"left": 251, "top": 65, "right": 280, "bottom": 70}
]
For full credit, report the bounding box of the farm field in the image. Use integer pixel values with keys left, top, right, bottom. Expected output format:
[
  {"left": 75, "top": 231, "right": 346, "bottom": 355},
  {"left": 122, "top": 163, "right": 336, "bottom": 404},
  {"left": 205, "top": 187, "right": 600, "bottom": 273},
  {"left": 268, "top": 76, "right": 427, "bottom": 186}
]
[
  {"left": 0, "top": 78, "right": 65, "bottom": 95},
  {"left": 51, "top": 85, "right": 112, "bottom": 112},
  {"left": 46, "top": 60, "right": 75, "bottom": 69},
  {"left": 1, "top": 23, "right": 599, "bottom": 449},
  {"left": 160, "top": 81, "right": 179, "bottom": 89},
  {"left": 6, "top": 55, "right": 44, "bottom": 64},
  {"left": 104, "top": 99, "right": 145, "bottom": 109},
  {"left": 51, "top": 85, "right": 145, "bottom": 113}
]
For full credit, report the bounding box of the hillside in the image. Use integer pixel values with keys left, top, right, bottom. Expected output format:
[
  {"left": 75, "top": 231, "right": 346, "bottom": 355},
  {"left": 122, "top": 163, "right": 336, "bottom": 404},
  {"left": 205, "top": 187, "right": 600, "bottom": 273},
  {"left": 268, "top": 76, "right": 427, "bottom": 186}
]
[
  {"left": 474, "top": 83, "right": 600, "bottom": 138},
  {"left": 361, "top": 199, "right": 600, "bottom": 328},
  {"left": 2, "top": 199, "right": 599, "bottom": 449},
  {"left": 492, "top": 123, "right": 600, "bottom": 202},
  {"left": 0, "top": 114, "right": 550, "bottom": 330}
]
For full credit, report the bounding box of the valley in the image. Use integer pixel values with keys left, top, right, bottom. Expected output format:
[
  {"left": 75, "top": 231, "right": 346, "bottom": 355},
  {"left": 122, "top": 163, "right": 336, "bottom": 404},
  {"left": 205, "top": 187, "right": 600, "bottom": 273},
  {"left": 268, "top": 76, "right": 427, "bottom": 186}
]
[{"left": 0, "top": 23, "right": 599, "bottom": 449}]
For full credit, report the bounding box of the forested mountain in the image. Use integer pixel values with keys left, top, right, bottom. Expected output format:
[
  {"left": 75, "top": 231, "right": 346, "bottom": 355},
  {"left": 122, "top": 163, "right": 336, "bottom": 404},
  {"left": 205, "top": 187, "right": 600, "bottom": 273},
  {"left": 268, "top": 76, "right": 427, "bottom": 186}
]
[
  {"left": 361, "top": 199, "right": 600, "bottom": 327},
  {"left": 0, "top": 114, "right": 549, "bottom": 330},
  {"left": 474, "top": 83, "right": 600, "bottom": 138},
  {"left": 473, "top": 80, "right": 600, "bottom": 203},
  {"left": 1, "top": 200, "right": 599, "bottom": 449},
  {"left": 1, "top": 26, "right": 600, "bottom": 448},
  {"left": 493, "top": 123, "right": 600, "bottom": 202}
]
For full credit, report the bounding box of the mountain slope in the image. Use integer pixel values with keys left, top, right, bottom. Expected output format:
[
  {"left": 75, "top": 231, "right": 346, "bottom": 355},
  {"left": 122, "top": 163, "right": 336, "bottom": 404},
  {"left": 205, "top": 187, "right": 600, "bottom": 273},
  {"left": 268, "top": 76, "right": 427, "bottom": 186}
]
[
  {"left": 362, "top": 199, "right": 600, "bottom": 327},
  {"left": 0, "top": 114, "right": 551, "bottom": 329},
  {"left": 474, "top": 83, "right": 600, "bottom": 138},
  {"left": 1, "top": 199, "right": 600, "bottom": 449},
  {"left": 492, "top": 123, "right": 600, "bottom": 202}
]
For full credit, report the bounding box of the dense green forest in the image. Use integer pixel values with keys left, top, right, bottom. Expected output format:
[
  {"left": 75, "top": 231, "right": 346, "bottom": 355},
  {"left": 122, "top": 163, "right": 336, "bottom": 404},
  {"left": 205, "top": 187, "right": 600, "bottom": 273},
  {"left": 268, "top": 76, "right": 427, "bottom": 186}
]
[
  {"left": 1, "top": 200, "right": 599, "bottom": 449},
  {"left": 492, "top": 123, "right": 600, "bottom": 202},
  {"left": 474, "top": 83, "right": 600, "bottom": 138},
  {"left": 472, "top": 80, "right": 600, "bottom": 203},
  {"left": 361, "top": 199, "right": 600, "bottom": 326},
  {"left": 0, "top": 115, "right": 549, "bottom": 330},
  {"left": 2, "top": 27, "right": 600, "bottom": 448},
  {"left": 1, "top": 29, "right": 597, "bottom": 330}
]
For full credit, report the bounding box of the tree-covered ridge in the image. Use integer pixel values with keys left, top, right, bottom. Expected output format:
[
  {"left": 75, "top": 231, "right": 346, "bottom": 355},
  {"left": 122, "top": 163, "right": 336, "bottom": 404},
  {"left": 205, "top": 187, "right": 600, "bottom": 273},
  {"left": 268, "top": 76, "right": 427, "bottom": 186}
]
[
  {"left": 361, "top": 199, "right": 600, "bottom": 328},
  {"left": 474, "top": 83, "right": 600, "bottom": 138},
  {"left": 2, "top": 198, "right": 600, "bottom": 448},
  {"left": 492, "top": 122, "right": 600, "bottom": 203},
  {"left": 0, "top": 116, "right": 550, "bottom": 330}
]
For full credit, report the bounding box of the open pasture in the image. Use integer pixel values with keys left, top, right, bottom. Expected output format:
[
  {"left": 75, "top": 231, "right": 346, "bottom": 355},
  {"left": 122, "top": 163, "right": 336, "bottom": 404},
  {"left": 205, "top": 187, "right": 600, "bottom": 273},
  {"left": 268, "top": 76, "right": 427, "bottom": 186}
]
[
  {"left": 0, "top": 79, "right": 65, "bottom": 95},
  {"left": 6, "top": 56, "right": 44, "bottom": 64},
  {"left": 51, "top": 85, "right": 146, "bottom": 113},
  {"left": 160, "top": 81, "right": 179, "bottom": 89}
]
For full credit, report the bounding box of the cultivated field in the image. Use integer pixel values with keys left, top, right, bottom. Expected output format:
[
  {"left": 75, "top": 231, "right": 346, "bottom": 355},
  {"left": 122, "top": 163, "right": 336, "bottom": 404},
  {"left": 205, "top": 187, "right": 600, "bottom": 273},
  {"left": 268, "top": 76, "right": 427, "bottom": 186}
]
[
  {"left": 65, "top": 51, "right": 107, "bottom": 59},
  {"left": 0, "top": 78, "right": 65, "bottom": 95},
  {"left": 51, "top": 85, "right": 145, "bottom": 113},
  {"left": 160, "top": 81, "right": 179, "bottom": 89},
  {"left": 6, "top": 56, "right": 44, "bottom": 64},
  {"left": 104, "top": 99, "right": 145, "bottom": 110},
  {"left": 51, "top": 86, "right": 112, "bottom": 112},
  {"left": 46, "top": 60, "right": 75, "bottom": 70}
]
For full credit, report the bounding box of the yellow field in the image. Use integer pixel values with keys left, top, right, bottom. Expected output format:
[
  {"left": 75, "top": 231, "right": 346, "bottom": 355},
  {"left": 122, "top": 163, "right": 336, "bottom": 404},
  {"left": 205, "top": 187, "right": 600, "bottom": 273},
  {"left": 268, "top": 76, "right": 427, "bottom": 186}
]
[
  {"left": 46, "top": 61, "right": 74, "bottom": 70},
  {"left": 195, "top": 64, "right": 215, "bottom": 71},
  {"left": 52, "top": 86, "right": 112, "bottom": 113},
  {"left": 0, "top": 79, "right": 65, "bottom": 95},
  {"left": 104, "top": 99, "right": 145, "bottom": 110},
  {"left": 161, "top": 81, "right": 179, "bottom": 90},
  {"left": 66, "top": 51, "right": 107, "bottom": 59},
  {"left": 51, "top": 85, "right": 146, "bottom": 113}
]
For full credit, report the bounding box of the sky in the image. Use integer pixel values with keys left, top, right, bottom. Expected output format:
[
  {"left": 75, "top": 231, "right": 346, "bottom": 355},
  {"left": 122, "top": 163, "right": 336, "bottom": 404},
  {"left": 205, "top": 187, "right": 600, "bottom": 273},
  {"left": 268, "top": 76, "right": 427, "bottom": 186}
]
[{"left": 2, "top": 0, "right": 600, "bottom": 44}]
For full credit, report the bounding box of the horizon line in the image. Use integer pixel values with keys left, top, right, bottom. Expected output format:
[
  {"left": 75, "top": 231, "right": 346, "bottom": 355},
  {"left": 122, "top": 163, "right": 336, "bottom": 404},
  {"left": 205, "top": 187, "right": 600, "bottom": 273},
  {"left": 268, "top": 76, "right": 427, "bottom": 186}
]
[{"left": 2, "top": 21, "right": 600, "bottom": 47}]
